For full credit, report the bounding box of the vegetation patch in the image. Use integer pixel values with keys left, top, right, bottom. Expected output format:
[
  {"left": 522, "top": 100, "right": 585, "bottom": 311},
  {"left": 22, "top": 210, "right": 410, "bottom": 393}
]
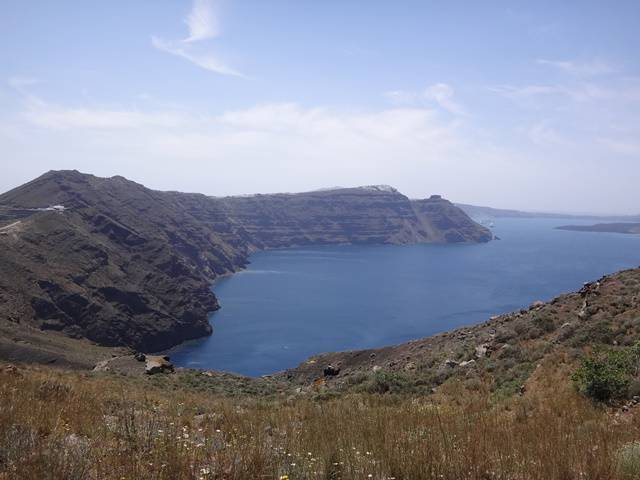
[{"left": 572, "top": 342, "right": 640, "bottom": 402}]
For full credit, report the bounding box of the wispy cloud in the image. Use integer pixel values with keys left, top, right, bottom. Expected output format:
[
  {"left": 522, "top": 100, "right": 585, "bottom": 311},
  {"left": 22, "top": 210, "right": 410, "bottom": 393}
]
[
  {"left": 385, "top": 83, "right": 467, "bottom": 116},
  {"left": 491, "top": 58, "right": 631, "bottom": 107},
  {"left": 423, "top": 83, "right": 467, "bottom": 116},
  {"left": 491, "top": 82, "right": 640, "bottom": 104},
  {"left": 152, "top": 0, "right": 241, "bottom": 77},
  {"left": 151, "top": 36, "right": 242, "bottom": 77},
  {"left": 7, "top": 76, "right": 46, "bottom": 107},
  {"left": 183, "top": 0, "right": 220, "bottom": 43},
  {"left": 537, "top": 58, "right": 614, "bottom": 77},
  {"left": 490, "top": 84, "right": 562, "bottom": 99}
]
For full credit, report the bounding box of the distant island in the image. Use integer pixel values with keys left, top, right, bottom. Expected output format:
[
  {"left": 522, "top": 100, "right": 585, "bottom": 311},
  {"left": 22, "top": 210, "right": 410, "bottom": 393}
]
[
  {"left": 457, "top": 203, "right": 640, "bottom": 222},
  {"left": 556, "top": 222, "right": 640, "bottom": 234}
]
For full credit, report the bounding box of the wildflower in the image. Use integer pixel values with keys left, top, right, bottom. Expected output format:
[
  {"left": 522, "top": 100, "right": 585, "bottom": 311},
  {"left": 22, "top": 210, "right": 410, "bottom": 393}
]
[{"left": 280, "top": 476, "right": 289, "bottom": 480}]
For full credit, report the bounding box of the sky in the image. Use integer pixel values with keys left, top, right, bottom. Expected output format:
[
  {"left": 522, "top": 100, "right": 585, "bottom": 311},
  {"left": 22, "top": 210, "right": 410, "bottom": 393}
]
[{"left": 1, "top": 1, "right": 639, "bottom": 214}]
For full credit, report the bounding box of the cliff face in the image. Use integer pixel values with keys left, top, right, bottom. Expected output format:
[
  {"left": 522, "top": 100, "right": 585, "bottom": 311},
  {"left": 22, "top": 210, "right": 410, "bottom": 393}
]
[
  {"left": 215, "top": 187, "right": 492, "bottom": 248},
  {"left": 411, "top": 195, "right": 494, "bottom": 243},
  {"left": 0, "top": 171, "right": 491, "bottom": 351},
  {"left": 0, "top": 171, "right": 247, "bottom": 351}
]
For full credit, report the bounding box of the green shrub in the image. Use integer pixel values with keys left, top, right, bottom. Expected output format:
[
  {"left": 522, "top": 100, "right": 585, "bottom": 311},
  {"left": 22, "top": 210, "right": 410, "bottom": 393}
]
[
  {"left": 572, "top": 343, "right": 640, "bottom": 402},
  {"left": 356, "top": 371, "right": 411, "bottom": 394},
  {"left": 533, "top": 314, "right": 555, "bottom": 333},
  {"left": 491, "top": 362, "right": 533, "bottom": 401}
]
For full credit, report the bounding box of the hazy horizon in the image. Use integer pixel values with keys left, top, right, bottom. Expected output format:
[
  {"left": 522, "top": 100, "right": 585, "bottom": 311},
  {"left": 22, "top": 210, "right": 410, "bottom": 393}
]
[{"left": 2, "top": 1, "right": 639, "bottom": 215}]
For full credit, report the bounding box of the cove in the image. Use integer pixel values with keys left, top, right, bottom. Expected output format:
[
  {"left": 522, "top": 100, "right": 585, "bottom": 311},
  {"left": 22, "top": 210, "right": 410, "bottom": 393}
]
[{"left": 171, "top": 218, "right": 640, "bottom": 376}]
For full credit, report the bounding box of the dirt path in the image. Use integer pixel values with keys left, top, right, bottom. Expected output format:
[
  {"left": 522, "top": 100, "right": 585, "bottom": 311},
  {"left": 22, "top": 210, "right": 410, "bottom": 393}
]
[{"left": 0, "top": 221, "right": 21, "bottom": 232}]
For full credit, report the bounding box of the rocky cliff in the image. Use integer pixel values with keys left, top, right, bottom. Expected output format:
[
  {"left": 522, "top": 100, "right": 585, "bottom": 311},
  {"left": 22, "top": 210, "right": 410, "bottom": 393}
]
[
  {"left": 215, "top": 188, "right": 492, "bottom": 248},
  {"left": 0, "top": 171, "right": 491, "bottom": 352}
]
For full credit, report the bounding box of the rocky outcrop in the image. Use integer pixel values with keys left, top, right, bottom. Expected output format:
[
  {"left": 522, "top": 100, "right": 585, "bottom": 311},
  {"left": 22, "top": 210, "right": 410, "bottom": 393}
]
[
  {"left": 411, "top": 195, "right": 494, "bottom": 243},
  {"left": 0, "top": 171, "right": 491, "bottom": 353},
  {"left": 145, "top": 355, "right": 174, "bottom": 374}
]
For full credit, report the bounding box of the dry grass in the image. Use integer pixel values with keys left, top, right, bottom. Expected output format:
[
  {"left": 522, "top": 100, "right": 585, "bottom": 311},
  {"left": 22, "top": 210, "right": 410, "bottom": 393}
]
[{"left": 1, "top": 364, "right": 640, "bottom": 480}]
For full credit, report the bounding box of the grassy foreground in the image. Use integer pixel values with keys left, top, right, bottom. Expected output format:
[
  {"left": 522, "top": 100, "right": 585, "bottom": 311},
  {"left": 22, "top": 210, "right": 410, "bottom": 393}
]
[{"left": 1, "top": 362, "right": 640, "bottom": 480}]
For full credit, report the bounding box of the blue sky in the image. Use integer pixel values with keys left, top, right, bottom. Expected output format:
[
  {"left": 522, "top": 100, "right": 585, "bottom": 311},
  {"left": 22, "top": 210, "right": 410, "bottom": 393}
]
[{"left": 1, "top": 1, "right": 639, "bottom": 214}]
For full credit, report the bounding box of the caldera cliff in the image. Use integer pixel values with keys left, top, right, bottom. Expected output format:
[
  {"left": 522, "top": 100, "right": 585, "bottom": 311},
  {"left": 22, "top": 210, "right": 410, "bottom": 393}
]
[{"left": 0, "top": 170, "right": 491, "bottom": 353}]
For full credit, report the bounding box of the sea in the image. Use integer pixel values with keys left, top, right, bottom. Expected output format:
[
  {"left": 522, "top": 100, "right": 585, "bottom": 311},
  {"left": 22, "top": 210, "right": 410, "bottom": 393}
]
[{"left": 171, "top": 218, "right": 640, "bottom": 376}]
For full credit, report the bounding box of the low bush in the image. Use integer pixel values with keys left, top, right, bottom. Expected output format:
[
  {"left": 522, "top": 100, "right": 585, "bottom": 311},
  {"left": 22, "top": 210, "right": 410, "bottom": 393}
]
[
  {"left": 572, "top": 342, "right": 640, "bottom": 401},
  {"left": 355, "top": 371, "right": 412, "bottom": 394}
]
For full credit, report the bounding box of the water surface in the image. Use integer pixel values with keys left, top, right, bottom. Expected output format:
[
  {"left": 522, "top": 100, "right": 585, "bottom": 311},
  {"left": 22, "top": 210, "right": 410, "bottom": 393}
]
[{"left": 172, "top": 218, "right": 640, "bottom": 376}]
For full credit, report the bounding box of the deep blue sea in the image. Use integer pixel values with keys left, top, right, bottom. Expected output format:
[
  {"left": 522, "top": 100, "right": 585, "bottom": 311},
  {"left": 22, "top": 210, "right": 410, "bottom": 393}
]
[{"left": 171, "top": 218, "right": 640, "bottom": 376}]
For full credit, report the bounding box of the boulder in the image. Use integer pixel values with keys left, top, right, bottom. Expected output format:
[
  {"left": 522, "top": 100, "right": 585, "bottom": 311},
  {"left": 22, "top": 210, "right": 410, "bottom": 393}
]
[
  {"left": 323, "top": 365, "right": 340, "bottom": 377},
  {"left": 372, "top": 365, "right": 382, "bottom": 372},
  {"left": 475, "top": 343, "right": 491, "bottom": 358},
  {"left": 0, "top": 364, "right": 20, "bottom": 375},
  {"left": 145, "top": 355, "right": 174, "bottom": 375},
  {"left": 578, "top": 300, "right": 589, "bottom": 319},
  {"left": 93, "top": 360, "right": 111, "bottom": 372}
]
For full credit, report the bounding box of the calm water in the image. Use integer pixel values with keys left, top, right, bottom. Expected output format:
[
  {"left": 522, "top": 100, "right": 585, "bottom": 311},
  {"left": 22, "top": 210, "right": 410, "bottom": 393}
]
[{"left": 171, "top": 218, "right": 640, "bottom": 376}]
